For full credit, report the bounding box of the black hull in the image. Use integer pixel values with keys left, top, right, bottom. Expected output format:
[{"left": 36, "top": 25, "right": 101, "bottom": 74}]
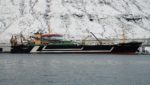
[
  {"left": 0, "top": 48, "right": 2, "bottom": 53},
  {"left": 11, "top": 42, "right": 142, "bottom": 54},
  {"left": 11, "top": 45, "right": 33, "bottom": 53}
]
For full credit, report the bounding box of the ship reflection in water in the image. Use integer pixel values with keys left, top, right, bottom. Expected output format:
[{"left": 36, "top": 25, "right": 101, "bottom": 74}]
[{"left": 0, "top": 54, "right": 150, "bottom": 85}]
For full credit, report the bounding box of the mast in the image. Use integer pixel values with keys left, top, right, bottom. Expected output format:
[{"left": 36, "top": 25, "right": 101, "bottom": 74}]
[
  {"left": 48, "top": 24, "right": 52, "bottom": 34},
  {"left": 122, "top": 28, "right": 126, "bottom": 43},
  {"left": 86, "top": 29, "right": 102, "bottom": 45},
  {"left": 90, "top": 32, "right": 102, "bottom": 45},
  {"left": 44, "top": 0, "right": 52, "bottom": 34}
]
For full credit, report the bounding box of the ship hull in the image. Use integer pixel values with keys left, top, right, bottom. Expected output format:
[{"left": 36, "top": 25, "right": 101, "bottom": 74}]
[{"left": 11, "top": 42, "right": 142, "bottom": 54}]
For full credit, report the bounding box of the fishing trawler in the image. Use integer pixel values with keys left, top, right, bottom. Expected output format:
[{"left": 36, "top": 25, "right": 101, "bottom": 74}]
[{"left": 10, "top": 31, "right": 142, "bottom": 54}]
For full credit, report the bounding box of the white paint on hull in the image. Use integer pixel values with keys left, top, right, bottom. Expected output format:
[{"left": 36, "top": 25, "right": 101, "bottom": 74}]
[
  {"left": 30, "top": 46, "right": 40, "bottom": 53},
  {"left": 42, "top": 46, "right": 84, "bottom": 51},
  {"left": 30, "top": 46, "right": 114, "bottom": 53}
]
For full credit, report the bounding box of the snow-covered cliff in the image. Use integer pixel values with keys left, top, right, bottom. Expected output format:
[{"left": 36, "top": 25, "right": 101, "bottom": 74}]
[{"left": 0, "top": 0, "right": 150, "bottom": 42}]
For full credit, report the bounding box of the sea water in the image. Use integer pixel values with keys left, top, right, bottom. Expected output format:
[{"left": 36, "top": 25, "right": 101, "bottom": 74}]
[{"left": 0, "top": 54, "right": 150, "bottom": 85}]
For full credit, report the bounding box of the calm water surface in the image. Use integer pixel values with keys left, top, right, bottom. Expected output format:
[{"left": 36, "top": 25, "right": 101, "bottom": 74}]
[{"left": 0, "top": 54, "right": 150, "bottom": 85}]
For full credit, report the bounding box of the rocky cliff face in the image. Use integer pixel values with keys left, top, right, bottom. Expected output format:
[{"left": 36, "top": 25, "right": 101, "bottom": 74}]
[{"left": 0, "top": 0, "right": 150, "bottom": 42}]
